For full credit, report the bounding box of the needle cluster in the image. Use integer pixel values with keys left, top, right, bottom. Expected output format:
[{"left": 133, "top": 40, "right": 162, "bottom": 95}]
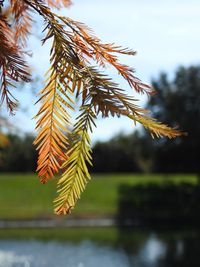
[{"left": 0, "top": 0, "right": 184, "bottom": 214}]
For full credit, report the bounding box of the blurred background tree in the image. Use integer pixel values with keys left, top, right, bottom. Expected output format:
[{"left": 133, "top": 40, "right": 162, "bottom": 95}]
[
  {"left": 0, "top": 134, "right": 37, "bottom": 172},
  {"left": 0, "top": 115, "right": 11, "bottom": 167},
  {"left": 146, "top": 66, "right": 200, "bottom": 173},
  {"left": 93, "top": 65, "right": 200, "bottom": 174}
]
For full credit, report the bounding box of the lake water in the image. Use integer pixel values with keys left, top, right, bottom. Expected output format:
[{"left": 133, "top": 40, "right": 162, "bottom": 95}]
[{"left": 0, "top": 229, "right": 200, "bottom": 267}]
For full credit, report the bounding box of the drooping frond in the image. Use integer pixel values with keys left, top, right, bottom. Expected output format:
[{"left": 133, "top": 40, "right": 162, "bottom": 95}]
[
  {"left": 34, "top": 24, "right": 76, "bottom": 182},
  {"left": 45, "top": 0, "right": 72, "bottom": 9},
  {"left": 34, "top": 68, "right": 73, "bottom": 183},
  {"left": 0, "top": 14, "right": 30, "bottom": 113},
  {"left": 60, "top": 17, "right": 154, "bottom": 95},
  {"left": 27, "top": 0, "right": 184, "bottom": 213},
  {"left": 23, "top": 0, "right": 154, "bottom": 95},
  {"left": 78, "top": 66, "right": 146, "bottom": 117},
  {"left": 9, "top": 0, "right": 32, "bottom": 48},
  {"left": 0, "top": 0, "right": 185, "bottom": 214},
  {"left": 84, "top": 67, "right": 183, "bottom": 139},
  {"left": 128, "top": 114, "right": 185, "bottom": 139},
  {"left": 82, "top": 68, "right": 183, "bottom": 139},
  {"left": 54, "top": 104, "right": 96, "bottom": 215}
]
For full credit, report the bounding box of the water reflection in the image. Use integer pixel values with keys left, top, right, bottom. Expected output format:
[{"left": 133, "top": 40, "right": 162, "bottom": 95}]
[
  {"left": 117, "top": 229, "right": 200, "bottom": 267},
  {"left": 0, "top": 229, "right": 200, "bottom": 267},
  {"left": 138, "top": 234, "right": 166, "bottom": 265},
  {"left": 0, "top": 240, "right": 130, "bottom": 267}
]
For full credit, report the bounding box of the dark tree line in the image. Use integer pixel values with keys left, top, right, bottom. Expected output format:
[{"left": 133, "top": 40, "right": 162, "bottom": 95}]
[
  {"left": 92, "top": 131, "right": 153, "bottom": 173},
  {"left": 0, "top": 65, "right": 199, "bottom": 173},
  {"left": 0, "top": 134, "right": 37, "bottom": 172}
]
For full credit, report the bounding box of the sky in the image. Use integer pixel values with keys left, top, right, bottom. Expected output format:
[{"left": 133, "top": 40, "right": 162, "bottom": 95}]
[{"left": 8, "top": 0, "right": 200, "bottom": 142}]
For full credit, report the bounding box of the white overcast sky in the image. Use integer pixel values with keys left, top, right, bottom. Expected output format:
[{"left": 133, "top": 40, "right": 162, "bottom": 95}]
[{"left": 9, "top": 0, "right": 200, "bottom": 142}]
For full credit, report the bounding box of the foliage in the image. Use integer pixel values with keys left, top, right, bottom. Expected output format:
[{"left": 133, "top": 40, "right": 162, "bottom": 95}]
[
  {"left": 93, "top": 65, "right": 200, "bottom": 174},
  {"left": 93, "top": 131, "right": 154, "bottom": 173},
  {"left": 146, "top": 66, "right": 200, "bottom": 173},
  {"left": 0, "top": 134, "right": 37, "bottom": 171},
  {"left": 0, "top": 115, "right": 13, "bottom": 165},
  {"left": 0, "top": 0, "right": 183, "bottom": 214},
  {"left": 93, "top": 132, "right": 141, "bottom": 173}
]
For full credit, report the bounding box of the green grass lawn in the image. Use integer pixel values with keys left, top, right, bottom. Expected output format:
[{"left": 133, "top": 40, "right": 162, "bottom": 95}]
[
  {"left": 0, "top": 173, "right": 198, "bottom": 219},
  {"left": 0, "top": 227, "right": 118, "bottom": 243}
]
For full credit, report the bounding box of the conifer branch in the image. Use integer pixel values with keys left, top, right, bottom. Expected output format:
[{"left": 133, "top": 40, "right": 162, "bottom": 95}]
[
  {"left": 54, "top": 104, "right": 96, "bottom": 215},
  {"left": 10, "top": 0, "right": 33, "bottom": 48},
  {"left": 34, "top": 25, "right": 75, "bottom": 182},
  {"left": 33, "top": 69, "right": 72, "bottom": 182},
  {"left": 128, "top": 114, "right": 185, "bottom": 139},
  {"left": 46, "top": 0, "right": 72, "bottom": 9},
  {"left": 0, "top": 0, "right": 185, "bottom": 214},
  {"left": 0, "top": 14, "right": 30, "bottom": 113}
]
